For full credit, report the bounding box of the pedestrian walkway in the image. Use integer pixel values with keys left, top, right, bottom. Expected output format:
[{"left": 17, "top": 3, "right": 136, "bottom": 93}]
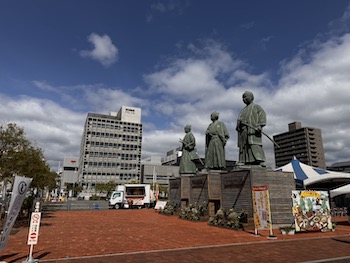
[{"left": 1, "top": 210, "right": 349, "bottom": 262}]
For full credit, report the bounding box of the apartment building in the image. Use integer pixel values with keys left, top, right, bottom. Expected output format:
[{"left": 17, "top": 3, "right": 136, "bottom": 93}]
[{"left": 273, "top": 122, "right": 326, "bottom": 169}]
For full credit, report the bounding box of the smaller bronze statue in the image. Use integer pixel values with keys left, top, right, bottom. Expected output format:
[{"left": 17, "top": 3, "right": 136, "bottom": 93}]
[
  {"left": 179, "top": 124, "right": 197, "bottom": 174},
  {"left": 236, "top": 91, "right": 266, "bottom": 167},
  {"left": 205, "top": 112, "right": 229, "bottom": 170}
]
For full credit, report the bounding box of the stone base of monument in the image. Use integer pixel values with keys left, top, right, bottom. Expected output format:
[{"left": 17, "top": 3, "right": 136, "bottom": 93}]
[{"left": 169, "top": 168, "right": 295, "bottom": 226}]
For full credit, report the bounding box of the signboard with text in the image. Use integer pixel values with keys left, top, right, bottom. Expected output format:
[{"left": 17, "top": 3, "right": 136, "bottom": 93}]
[
  {"left": 252, "top": 185, "right": 271, "bottom": 230},
  {"left": 27, "top": 212, "right": 41, "bottom": 245}
]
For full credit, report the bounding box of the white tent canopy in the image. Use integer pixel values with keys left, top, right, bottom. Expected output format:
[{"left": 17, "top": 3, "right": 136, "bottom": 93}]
[
  {"left": 275, "top": 157, "right": 350, "bottom": 194},
  {"left": 330, "top": 184, "right": 350, "bottom": 198}
]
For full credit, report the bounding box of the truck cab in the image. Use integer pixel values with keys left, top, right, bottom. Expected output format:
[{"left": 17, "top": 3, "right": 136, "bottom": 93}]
[{"left": 109, "top": 191, "right": 128, "bottom": 209}]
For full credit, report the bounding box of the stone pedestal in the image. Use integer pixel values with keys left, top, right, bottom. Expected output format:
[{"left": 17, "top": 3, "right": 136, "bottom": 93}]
[
  {"left": 169, "top": 178, "right": 181, "bottom": 206},
  {"left": 169, "top": 168, "right": 295, "bottom": 225},
  {"left": 181, "top": 176, "right": 190, "bottom": 208},
  {"left": 220, "top": 168, "right": 296, "bottom": 225}
]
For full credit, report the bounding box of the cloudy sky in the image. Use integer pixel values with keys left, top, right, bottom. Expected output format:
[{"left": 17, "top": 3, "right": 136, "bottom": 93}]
[{"left": 1, "top": 1, "right": 350, "bottom": 170}]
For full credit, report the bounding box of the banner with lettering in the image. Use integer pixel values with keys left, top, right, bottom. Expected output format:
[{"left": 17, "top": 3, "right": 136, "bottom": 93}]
[
  {"left": 252, "top": 185, "right": 271, "bottom": 230},
  {"left": 0, "top": 175, "right": 32, "bottom": 251},
  {"left": 291, "top": 190, "right": 333, "bottom": 232},
  {"left": 27, "top": 212, "right": 41, "bottom": 245}
]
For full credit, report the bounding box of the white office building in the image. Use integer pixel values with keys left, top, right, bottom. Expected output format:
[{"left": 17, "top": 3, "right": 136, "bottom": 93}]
[{"left": 78, "top": 106, "right": 142, "bottom": 188}]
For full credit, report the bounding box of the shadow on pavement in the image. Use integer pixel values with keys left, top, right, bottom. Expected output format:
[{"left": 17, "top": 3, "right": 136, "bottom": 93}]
[
  {"left": 0, "top": 253, "right": 18, "bottom": 261},
  {"left": 9, "top": 251, "right": 51, "bottom": 263}
]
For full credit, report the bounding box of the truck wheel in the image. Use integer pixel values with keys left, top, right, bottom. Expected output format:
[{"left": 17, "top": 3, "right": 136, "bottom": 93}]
[{"left": 115, "top": 204, "right": 120, "bottom": 210}]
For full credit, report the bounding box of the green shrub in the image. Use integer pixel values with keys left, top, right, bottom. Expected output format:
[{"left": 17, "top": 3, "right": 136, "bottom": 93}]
[
  {"left": 178, "top": 202, "right": 208, "bottom": 221},
  {"left": 208, "top": 208, "right": 246, "bottom": 230},
  {"left": 159, "top": 202, "right": 178, "bottom": 215}
]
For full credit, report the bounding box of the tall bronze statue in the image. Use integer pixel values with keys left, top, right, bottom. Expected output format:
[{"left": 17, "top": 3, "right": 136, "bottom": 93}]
[
  {"left": 236, "top": 91, "right": 266, "bottom": 167},
  {"left": 179, "top": 124, "right": 197, "bottom": 174},
  {"left": 205, "top": 112, "right": 229, "bottom": 170}
]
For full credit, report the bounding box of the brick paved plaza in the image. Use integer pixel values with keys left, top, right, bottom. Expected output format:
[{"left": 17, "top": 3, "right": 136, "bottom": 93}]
[{"left": 1, "top": 209, "right": 350, "bottom": 263}]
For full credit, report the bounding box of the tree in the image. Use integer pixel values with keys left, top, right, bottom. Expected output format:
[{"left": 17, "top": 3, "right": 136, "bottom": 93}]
[
  {"left": 0, "top": 123, "right": 59, "bottom": 219},
  {"left": 65, "top": 183, "right": 83, "bottom": 197},
  {"left": 0, "top": 123, "right": 30, "bottom": 182},
  {"left": 96, "top": 181, "right": 116, "bottom": 198},
  {"left": 0, "top": 123, "right": 56, "bottom": 191},
  {"left": 106, "top": 180, "right": 117, "bottom": 193},
  {"left": 126, "top": 179, "right": 140, "bottom": 184}
]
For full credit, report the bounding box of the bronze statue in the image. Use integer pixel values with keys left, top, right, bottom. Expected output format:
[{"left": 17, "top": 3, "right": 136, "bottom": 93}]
[
  {"left": 205, "top": 112, "right": 229, "bottom": 170},
  {"left": 179, "top": 125, "right": 197, "bottom": 174},
  {"left": 236, "top": 91, "right": 266, "bottom": 167}
]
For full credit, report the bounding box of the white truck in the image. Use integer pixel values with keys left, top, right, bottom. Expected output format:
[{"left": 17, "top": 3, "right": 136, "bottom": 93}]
[{"left": 108, "top": 184, "right": 155, "bottom": 209}]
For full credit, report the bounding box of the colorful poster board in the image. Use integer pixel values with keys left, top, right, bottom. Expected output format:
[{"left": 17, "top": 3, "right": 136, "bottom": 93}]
[
  {"left": 252, "top": 186, "right": 271, "bottom": 230},
  {"left": 292, "top": 190, "right": 333, "bottom": 232}
]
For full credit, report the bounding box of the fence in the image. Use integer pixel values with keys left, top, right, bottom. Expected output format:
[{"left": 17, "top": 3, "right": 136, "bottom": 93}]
[{"left": 42, "top": 200, "right": 109, "bottom": 211}]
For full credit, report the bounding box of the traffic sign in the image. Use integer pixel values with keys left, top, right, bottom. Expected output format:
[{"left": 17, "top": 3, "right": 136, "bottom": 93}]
[{"left": 27, "top": 212, "right": 41, "bottom": 245}]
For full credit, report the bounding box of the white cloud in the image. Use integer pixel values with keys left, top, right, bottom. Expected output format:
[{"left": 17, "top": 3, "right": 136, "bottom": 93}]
[
  {"left": 142, "top": 130, "right": 182, "bottom": 157},
  {"left": 32, "top": 81, "right": 147, "bottom": 114},
  {"left": 80, "top": 33, "right": 118, "bottom": 67},
  {"left": 273, "top": 33, "right": 350, "bottom": 120},
  {"left": 145, "top": 60, "right": 224, "bottom": 99},
  {"left": 83, "top": 87, "right": 147, "bottom": 114},
  {"left": 0, "top": 95, "right": 85, "bottom": 169},
  {"left": 144, "top": 41, "right": 244, "bottom": 102},
  {"left": 265, "top": 33, "right": 350, "bottom": 165},
  {"left": 32, "top": 80, "right": 58, "bottom": 93}
]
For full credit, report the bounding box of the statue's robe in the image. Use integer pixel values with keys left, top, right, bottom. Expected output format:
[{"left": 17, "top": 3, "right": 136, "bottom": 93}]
[
  {"left": 205, "top": 120, "right": 229, "bottom": 169},
  {"left": 179, "top": 132, "right": 197, "bottom": 174},
  {"left": 236, "top": 103, "right": 266, "bottom": 164}
]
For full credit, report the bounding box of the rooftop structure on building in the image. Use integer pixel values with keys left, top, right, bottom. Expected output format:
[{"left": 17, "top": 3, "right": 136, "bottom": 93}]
[
  {"left": 141, "top": 164, "right": 180, "bottom": 186},
  {"left": 328, "top": 161, "right": 350, "bottom": 173},
  {"left": 273, "top": 121, "right": 326, "bottom": 169},
  {"left": 78, "top": 106, "right": 142, "bottom": 188},
  {"left": 161, "top": 147, "right": 181, "bottom": 165},
  {"left": 141, "top": 156, "right": 162, "bottom": 165},
  {"left": 60, "top": 157, "right": 79, "bottom": 187},
  {"left": 57, "top": 157, "right": 79, "bottom": 197}
]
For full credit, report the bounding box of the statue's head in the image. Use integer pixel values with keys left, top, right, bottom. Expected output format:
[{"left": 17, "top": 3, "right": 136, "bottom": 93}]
[
  {"left": 243, "top": 91, "right": 254, "bottom": 105},
  {"left": 211, "top": 111, "right": 219, "bottom": 121},
  {"left": 184, "top": 124, "right": 191, "bottom": 133}
]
